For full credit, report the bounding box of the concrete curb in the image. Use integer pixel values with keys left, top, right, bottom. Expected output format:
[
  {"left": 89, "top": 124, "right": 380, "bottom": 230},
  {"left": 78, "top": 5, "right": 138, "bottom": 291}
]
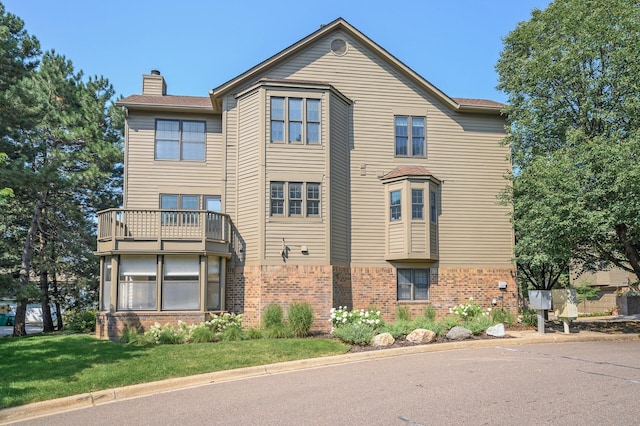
[{"left": 1, "top": 330, "right": 638, "bottom": 424}]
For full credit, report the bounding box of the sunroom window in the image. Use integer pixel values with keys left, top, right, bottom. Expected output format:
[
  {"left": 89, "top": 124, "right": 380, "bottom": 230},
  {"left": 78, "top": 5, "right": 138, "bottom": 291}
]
[
  {"left": 162, "top": 256, "right": 200, "bottom": 310},
  {"left": 118, "top": 255, "right": 157, "bottom": 310}
]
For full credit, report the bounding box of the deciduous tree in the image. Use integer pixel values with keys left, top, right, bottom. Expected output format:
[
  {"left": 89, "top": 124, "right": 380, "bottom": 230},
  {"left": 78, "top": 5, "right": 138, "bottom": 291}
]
[{"left": 497, "top": 0, "right": 640, "bottom": 289}]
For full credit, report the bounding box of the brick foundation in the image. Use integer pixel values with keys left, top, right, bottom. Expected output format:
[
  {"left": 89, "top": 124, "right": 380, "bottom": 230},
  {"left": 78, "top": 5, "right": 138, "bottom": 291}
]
[
  {"left": 96, "top": 312, "right": 209, "bottom": 341},
  {"left": 97, "top": 264, "right": 516, "bottom": 339}
]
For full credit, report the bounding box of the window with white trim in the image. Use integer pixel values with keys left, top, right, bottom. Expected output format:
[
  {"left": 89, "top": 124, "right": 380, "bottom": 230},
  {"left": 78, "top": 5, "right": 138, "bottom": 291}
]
[
  {"left": 270, "top": 97, "right": 321, "bottom": 144},
  {"left": 390, "top": 190, "right": 401, "bottom": 221},
  {"left": 412, "top": 189, "right": 424, "bottom": 220},
  {"left": 270, "top": 181, "right": 321, "bottom": 217},
  {"left": 397, "top": 268, "right": 430, "bottom": 300},
  {"left": 395, "top": 116, "right": 425, "bottom": 157},
  {"left": 155, "top": 119, "right": 205, "bottom": 161}
]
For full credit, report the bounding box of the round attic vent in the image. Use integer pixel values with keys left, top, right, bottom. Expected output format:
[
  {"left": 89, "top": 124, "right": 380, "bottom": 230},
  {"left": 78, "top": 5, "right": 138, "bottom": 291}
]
[{"left": 331, "top": 38, "right": 347, "bottom": 56}]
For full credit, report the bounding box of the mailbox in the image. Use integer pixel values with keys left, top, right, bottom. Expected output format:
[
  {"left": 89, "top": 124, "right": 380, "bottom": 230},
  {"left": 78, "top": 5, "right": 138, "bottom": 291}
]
[
  {"left": 552, "top": 289, "right": 578, "bottom": 319},
  {"left": 528, "top": 290, "right": 551, "bottom": 310}
]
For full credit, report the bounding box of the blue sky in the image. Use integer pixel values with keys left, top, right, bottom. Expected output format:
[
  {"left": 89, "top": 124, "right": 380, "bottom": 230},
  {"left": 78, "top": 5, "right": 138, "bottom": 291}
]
[{"left": 4, "top": 0, "right": 551, "bottom": 103}]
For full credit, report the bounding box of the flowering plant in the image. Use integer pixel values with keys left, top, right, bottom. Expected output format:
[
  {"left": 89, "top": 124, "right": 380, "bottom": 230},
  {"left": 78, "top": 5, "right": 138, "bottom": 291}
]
[
  {"left": 449, "top": 297, "right": 491, "bottom": 320},
  {"left": 329, "top": 306, "right": 383, "bottom": 332}
]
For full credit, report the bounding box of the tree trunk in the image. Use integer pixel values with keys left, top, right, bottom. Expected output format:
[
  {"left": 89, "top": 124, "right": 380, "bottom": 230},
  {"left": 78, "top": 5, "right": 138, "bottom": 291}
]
[
  {"left": 615, "top": 224, "right": 640, "bottom": 281},
  {"left": 14, "top": 198, "right": 45, "bottom": 337},
  {"left": 52, "top": 276, "right": 63, "bottom": 330},
  {"left": 40, "top": 270, "right": 54, "bottom": 332}
]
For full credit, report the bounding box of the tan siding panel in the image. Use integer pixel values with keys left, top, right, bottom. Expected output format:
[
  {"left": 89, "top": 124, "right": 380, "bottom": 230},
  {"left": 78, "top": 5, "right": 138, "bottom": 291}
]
[
  {"left": 329, "top": 94, "right": 350, "bottom": 264},
  {"left": 236, "top": 91, "right": 262, "bottom": 262},
  {"left": 124, "top": 112, "right": 223, "bottom": 210},
  {"left": 410, "top": 222, "right": 427, "bottom": 253},
  {"left": 259, "top": 30, "right": 512, "bottom": 268}
]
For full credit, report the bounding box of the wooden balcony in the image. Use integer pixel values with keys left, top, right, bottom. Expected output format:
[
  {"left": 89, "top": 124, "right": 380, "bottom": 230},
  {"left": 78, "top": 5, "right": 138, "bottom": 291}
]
[{"left": 96, "top": 209, "right": 232, "bottom": 257}]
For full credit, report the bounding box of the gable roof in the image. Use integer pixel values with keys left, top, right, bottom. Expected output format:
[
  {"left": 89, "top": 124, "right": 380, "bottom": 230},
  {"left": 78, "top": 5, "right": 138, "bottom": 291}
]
[{"left": 209, "top": 18, "right": 503, "bottom": 115}]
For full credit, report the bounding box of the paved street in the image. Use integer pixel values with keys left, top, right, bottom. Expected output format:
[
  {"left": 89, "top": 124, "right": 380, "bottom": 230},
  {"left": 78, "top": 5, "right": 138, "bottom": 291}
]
[{"left": 13, "top": 340, "right": 640, "bottom": 425}]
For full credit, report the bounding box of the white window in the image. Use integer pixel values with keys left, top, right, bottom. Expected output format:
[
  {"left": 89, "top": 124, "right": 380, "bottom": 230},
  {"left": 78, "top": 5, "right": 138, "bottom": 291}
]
[
  {"left": 395, "top": 116, "right": 425, "bottom": 157},
  {"left": 270, "top": 182, "right": 321, "bottom": 217},
  {"left": 270, "top": 96, "right": 321, "bottom": 144},
  {"left": 118, "top": 256, "right": 157, "bottom": 310},
  {"left": 270, "top": 182, "right": 285, "bottom": 215},
  {"left": 390, "top": 190, "right": 401, "bottom": 221},
  {"left": 398, "top": 268, "right": 430, "bottom": 301},
  {"left": 162, "top": 256, "right": 200, "bottom": 310},
  {"left": 306, "top": 183, "right": 320, "bottom": 216},
  {"left": 412, "top": 189, "right": 424, "bottom": 220},
  {"left": 155, "top": 119, "right": 205, "bottom": 161}
]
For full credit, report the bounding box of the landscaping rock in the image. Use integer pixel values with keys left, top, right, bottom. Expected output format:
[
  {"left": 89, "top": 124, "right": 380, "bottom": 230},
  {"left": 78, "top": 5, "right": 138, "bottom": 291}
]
[
  {"left": 486, "top": 323, "right": 506, "bottom": 337},
  {"left": 446, "top": 326, "right": 473, "bottom": 341},
  {"left": 371, "top": 332, "right": 395, "bottom": 347},
  {"left": 406, "top": 328, "right": 437, "bottom": 344}
]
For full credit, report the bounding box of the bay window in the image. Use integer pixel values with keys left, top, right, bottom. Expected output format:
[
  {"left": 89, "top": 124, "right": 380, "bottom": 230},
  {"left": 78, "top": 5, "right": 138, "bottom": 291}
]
[{"left": 162, "top": 256, "right": 200, "bottom": 310}]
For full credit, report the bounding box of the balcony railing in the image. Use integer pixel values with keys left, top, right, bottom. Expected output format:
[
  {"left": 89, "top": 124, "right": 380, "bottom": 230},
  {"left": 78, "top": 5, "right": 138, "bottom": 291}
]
[{"left": 97, "top": 209, "right": 231, "bottom": 244}]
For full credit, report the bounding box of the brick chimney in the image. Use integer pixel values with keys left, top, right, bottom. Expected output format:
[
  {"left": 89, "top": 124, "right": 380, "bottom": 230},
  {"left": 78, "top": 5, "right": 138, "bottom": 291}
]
[{"left": 142, "top": 69, "right": 167, "bottom": 95}]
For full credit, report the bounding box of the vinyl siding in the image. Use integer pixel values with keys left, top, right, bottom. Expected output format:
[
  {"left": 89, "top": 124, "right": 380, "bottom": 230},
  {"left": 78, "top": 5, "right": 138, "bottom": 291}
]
[
  {"left": 124, "top": 111, "right": 223, "bottom": 210},
  {"left": 388, "top": 222, "right": 404, "bottom": 254},
  {"left": 235, "top": 91, "right": 261, "bottom": 262},
  {"left": 264, "top": 90, "right": 328, "bottom": 262},
  {"left": 259, "top": 29, "right": 512, "bottom": 268},
  {"left": 329, "top": 93, "right": 350, "bottom": 265},
  {"left": 410, "top": 222, "right": 427, "bottom": 254}
]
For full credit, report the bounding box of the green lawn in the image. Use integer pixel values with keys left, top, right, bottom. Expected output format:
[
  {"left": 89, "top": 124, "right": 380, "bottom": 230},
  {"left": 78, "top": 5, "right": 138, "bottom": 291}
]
[{"left": 0, "top": 333, "right": 349, "bottom": 409}]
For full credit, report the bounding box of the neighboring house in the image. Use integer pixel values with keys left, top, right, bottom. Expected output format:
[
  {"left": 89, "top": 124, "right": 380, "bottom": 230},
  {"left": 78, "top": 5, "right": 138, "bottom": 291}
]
[
  {"left": 95, "top": 18, "right": 515, "bottom": 340},
  {"left": 571, "top": 268, "right": 635, "bottom": 314}
]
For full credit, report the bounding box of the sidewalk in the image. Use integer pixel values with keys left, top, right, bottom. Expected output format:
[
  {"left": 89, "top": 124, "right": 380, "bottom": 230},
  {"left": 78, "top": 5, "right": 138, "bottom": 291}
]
[
  {"left": 0, "top": 325, "right": 43, "bottom": 337},
  {"left": 1, "top": 327, "right": 638, "bottom": 425}
]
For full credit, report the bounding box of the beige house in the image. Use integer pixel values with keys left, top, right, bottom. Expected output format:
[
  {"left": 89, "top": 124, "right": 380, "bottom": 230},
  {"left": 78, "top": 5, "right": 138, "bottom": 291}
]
[{"left": 95, "top": 18, "right": 515, "bottom": 339}]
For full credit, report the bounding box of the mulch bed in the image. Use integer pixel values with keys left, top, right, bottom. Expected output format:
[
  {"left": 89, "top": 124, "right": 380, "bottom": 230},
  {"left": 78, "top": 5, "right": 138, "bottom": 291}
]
[{"left": 341, "top": 320, "right": 640, "bottom": 353}]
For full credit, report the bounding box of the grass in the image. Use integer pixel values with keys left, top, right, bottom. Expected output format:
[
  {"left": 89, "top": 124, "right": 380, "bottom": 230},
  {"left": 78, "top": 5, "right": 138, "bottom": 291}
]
[{"left": 0, "top": 333, "right": 349, "bottom": 409}]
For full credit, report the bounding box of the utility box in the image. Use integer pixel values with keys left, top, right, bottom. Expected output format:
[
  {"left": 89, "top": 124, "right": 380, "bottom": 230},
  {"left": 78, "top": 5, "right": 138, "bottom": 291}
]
[
  {"left": 528, "top": 290, "right": 552, "bottom": 310},
  {"left": 552, "top": 289, "right": 578, "bottom": 319}
]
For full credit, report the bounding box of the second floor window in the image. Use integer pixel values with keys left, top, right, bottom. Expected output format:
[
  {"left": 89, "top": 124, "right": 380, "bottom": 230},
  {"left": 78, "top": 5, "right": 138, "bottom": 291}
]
[
  {"left": 156, "top": 119, "right": 205, "bottom": 161},
  {"left": 390, "top": 190, "right": 401, "bottom": 221},
  {"left": 395, "top": 116, "right": 425, "bottom": 157},
  {"left": 412, "top": 189, "right": 423, "bottom": 220},
  {"left": 271, "top": 97, "right": 321, "bottom": 144},
  {"left": 270, "top": 181, "right": 321, "bottom": 217}
]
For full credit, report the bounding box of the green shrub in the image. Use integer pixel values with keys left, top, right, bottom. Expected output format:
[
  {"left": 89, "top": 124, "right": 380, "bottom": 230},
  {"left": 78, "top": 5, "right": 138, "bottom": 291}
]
[
  {"left": 220, "top": 325, "right": 245, "bottom": 341},
  {"left": 188, "top": 324, "right": 217, "bottom": 343},
  {"left": 206, "top": 312, "right": 243, "bottom": 333},
  {"left": 119, "top": 324, "right": 148, "bottom": 345},
  {"left": 379, "top": 320, "right": 412, "bottom": 339},
  {"left": 491, "top": 309, "right": 515, "bottom": 325},
  {"left": 263, "top": 304, "right": 285, "bottom": 329},
  {"left": 395, "top": 305, "right": 411, "bottom": 322},
  {"left": 287, "top": 302, "right": 314, "bottom": 337},
  {"left": 63, "top": 309, "right": 98, "bottom": 333},
  {"left": 333, "top": 323, "right": 375, "bottom": 345},
  {"left": 521, "top": 309, "right": 538, "bottom": 327},
  {"left": 437, "top": 315, "right": 463, "bottom": 336},
  {"left": 329, "top": 306, "right": 383, "bottom": 330},
  {"left": 450, "top": 298, "right": 490, "bottom": 321},
  {"left": 245, "top": 327, "right": 264, "bottom": 339},
  {"left": 423, "top": 305, "right": 437, "bottom": 321},
  {"left": 411, "top": 317, "right": 438, "bottom": 332},
  {"left": 466, "top": 316, "right": 493, "bottom": 335},
  {"left": 147, "top": 322, "right": 187, "bottom": 344},
  {"left": 264, "top": 325, "right": 292, "bottom": 339}
]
